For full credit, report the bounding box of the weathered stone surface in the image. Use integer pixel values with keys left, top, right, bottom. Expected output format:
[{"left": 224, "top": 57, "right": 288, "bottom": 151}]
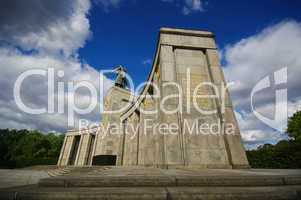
[
  {"left": 1, "top": 168, "right": 301, "bottom": 200},
  {"left": 1, "top": 187, "right": 167, "bottom": 200},
  {"left": 2, "top": 186, "right": 301, "bottom": 200},
  {"left": 0, "top": 169, "right": 49, "bottom": 189},
  {"left": 166, "top": 186, "right": 300, "bottom": 200},
  {"left": 38, "top": 167, "right": 301, "bottom": 188},
  {"left": 40, "top": 176, "right": 176, "bottom": 188},
  {"left": 58, "top": 27, "right": 249, "bottom": 169},
  {"left": 284, "top": 176, "right": 301, "bottom": 185},
  {"left": 160, "top": 33, "right": 216, "bottom": 49}
]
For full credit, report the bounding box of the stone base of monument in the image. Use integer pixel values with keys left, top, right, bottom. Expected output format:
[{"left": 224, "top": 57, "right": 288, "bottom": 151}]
[{"left": 1, "top": 167, "right": 301, "bottom": 200}]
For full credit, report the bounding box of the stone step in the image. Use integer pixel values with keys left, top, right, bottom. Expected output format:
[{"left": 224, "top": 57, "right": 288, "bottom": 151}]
[
  {"left": 1, "top": 186, "right": 301, "bottom": 200},
  {"left": 47, "top": 167, "right": 73, "bottom": 177},
  {"left": 39, "top": 176, "right": 175, "bottom": 187},
  {"left": 38, "top": 175, "right": 301, "bottom": 188}
]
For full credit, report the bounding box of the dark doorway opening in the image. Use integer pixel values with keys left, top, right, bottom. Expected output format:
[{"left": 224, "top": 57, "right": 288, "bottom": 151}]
[
  {"left": 92, "top": 155, "right": 117, "bottom": 166},
  {"left": 68, "top": 136, "right": 81, "bottom": 165}
]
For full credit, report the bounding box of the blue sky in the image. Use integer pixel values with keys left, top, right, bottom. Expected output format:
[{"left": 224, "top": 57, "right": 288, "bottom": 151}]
[
  {"left": 79, "top": 0, "right": 301, "bottom": 84},
  {"left": 0, "top": 0, "right": 301, "bottom": 149}
]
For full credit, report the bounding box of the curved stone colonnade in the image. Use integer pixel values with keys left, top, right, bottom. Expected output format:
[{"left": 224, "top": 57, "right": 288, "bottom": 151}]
[{"left": 58, "top": 28, "right": 250, "bottom": 169}]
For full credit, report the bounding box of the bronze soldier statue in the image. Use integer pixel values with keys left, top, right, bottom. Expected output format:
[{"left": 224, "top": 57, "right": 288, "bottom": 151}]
[{"left": 114, "top": 65, "right": 127, "bottom": 89}]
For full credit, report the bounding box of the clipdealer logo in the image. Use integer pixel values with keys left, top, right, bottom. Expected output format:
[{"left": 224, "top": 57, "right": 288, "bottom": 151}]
[{"left": 251, "top": 67, "right": 288, "bottom": 132}]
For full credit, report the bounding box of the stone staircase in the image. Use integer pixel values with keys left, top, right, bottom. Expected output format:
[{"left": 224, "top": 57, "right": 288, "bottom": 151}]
[
  {"left": 1, "top": 167, "right": 301, "bottom": 200},
  {"left": 47, "top": 167, "right": 73, "bottom": 177}
]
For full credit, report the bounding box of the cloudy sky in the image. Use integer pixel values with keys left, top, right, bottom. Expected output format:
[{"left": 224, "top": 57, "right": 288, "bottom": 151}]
[{"left": 0, "top": 0, "right": 300, "bottom": 149}]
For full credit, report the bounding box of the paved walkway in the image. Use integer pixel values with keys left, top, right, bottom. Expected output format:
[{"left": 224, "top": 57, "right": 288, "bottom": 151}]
[
  {"left": 1, "top": 167, "right": 301, "bottom": 199},
  {"left": 58, "top": 166, "right": 301, "bottom": 177},
  {"left": 0, "top": 169, "right": 49, "bottom": 189}
]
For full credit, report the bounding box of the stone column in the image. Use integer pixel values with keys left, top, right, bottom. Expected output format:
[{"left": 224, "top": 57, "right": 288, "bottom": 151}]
[
  {"left": 74, "top": 134, "right": 83, "bottom": 165},
  {"left": 154, "top": 71, "right": 165, "bottom": 167},
  {"left": 90, "top": 129, "right": 100, "bottom": 166},
  {"left": 57, "top": 135, "right": 67, "bottom": 166},
  {"left": 117, "top": 120, "right": 126, "bottom": 166},
  {"left": 75, "top": 133, "right": 92, "bottom": 166},
  {"left": 64, "top": 136, "right": 75, "bottom": 166},
  {"left": 159, "top": 44, "right": 184, "bottom": 167},
  {"left": 123, "top": 112, "right": 141, "bottom": 166},
  {"left": 138, "top": 95, "right": 159, "bottom": 166},
  {"left": 206, "top": 49, "right": 249, "bottom": 168}
]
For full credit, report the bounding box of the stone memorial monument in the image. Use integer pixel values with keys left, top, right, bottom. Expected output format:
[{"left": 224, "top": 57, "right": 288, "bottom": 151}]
[
  {"left": 2, "top": 28, "right": 301, "bottom": 200},
  {"left": 57, "top": 27, "right": 249, "bottom": 169}
]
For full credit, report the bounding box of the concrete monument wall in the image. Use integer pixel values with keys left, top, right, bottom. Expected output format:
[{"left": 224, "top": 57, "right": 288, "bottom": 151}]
[{"left": 58, "top": 27, "right": 249, "bottom": 169}]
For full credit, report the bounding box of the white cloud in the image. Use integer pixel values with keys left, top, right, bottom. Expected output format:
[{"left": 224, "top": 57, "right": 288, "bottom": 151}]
[
  {"left": 222, "top": 20, "right": 301, "bottom": 149},
  {"left": 0, "top": 0, "right": 92, "bottom": 57},
  {"left": 161, "top": 0, "right": 205, "bottom": 15},
  {"left": 182, "top": 0, "right": 204, "bottom": 15},
  {"left": 0, "top": 0, "right": 114, "bottom": 133},
  {"left": 95, "top": 0, "right": 122, "bottom": 12},
  {"left": 0, "top": 43, "right": 113, "bottom": 133},
  {"left": 234, "top": 109, "right": 289, "bottom": 150}
]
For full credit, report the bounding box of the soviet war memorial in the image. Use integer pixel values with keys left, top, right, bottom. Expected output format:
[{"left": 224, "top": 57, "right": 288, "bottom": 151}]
[
  {"left": 57, "top": 28, "right": 250, "bottom": 169},
  {"left": 1, "top": 27, "right": 301, "bottom": 200},
  {"left": 1, "top": 1, "right": 301, "bottom": 200}
]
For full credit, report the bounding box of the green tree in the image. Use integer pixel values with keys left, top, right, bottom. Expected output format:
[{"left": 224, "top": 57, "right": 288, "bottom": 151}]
[
  {"left": 246, "top": 110, "right": 301, "bottom": 169},
  {"left": 0, "top": 129, "right": 64, "bottom": 168},
  {"left": 287, "top": 111, "right": 301, "bottom": 141}
]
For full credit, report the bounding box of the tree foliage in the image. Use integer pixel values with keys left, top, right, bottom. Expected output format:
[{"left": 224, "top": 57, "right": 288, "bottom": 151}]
[
  {"left": 0, "top": 129, "right": 64, "bottom": 168},
  {"left": 246, "top": 140, "right": 301, "bottom": 168},
  {"left": 247, "top": 111, "right": 301, "bottom": 169},
  {"left": 287, "top": 111, "right": 301, "bottom": 141}
]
